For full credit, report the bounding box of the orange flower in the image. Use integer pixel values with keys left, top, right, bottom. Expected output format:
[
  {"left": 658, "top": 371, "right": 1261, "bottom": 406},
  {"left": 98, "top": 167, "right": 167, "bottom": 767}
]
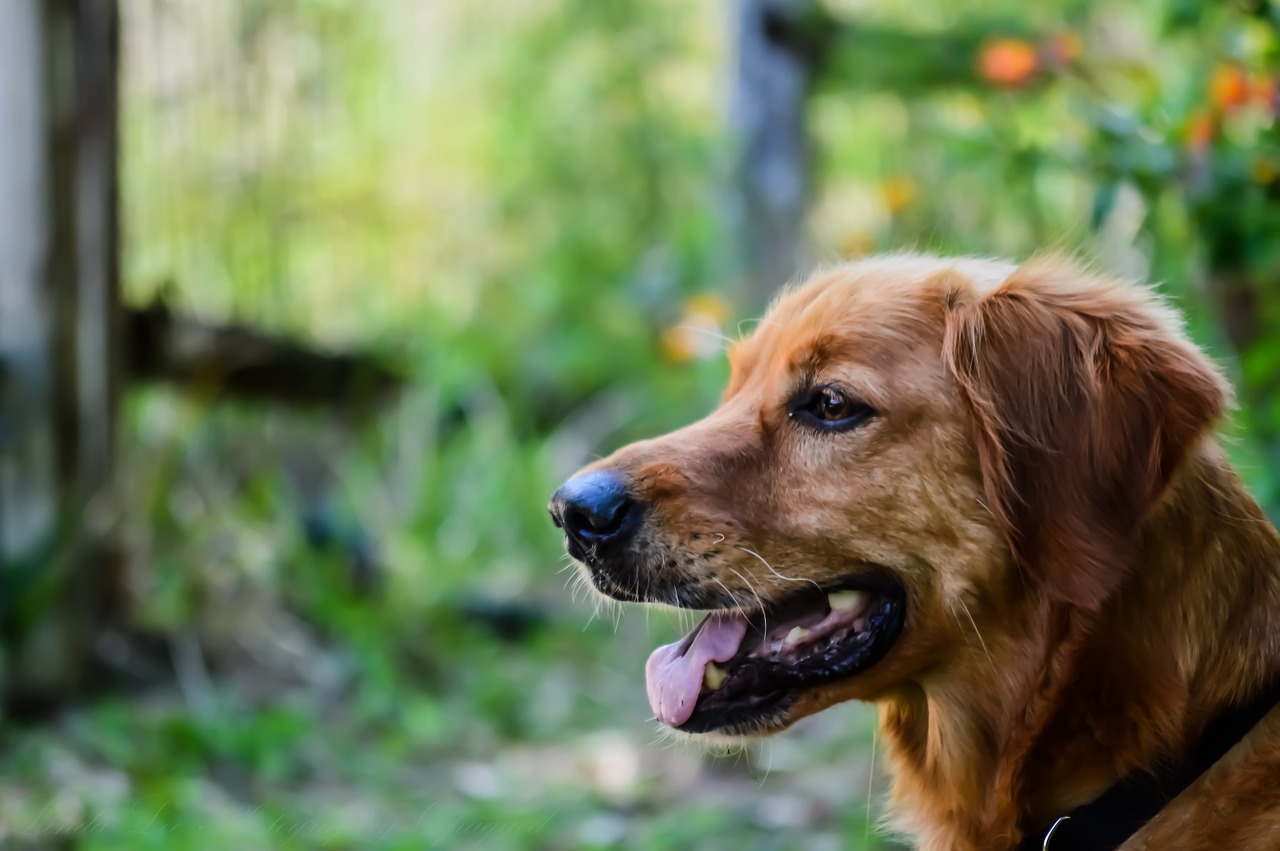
[
  {"left": 977, "top": 38, "right": 1038, "bottom": 87},
  {"left": 1252, "top": 75, "right": 1276, "bottom": 115},
  {"left": 1041, "top": 31, "right": 1082, "bottom": 69},
  {"left": 1186, "top": 110, "right": 1216, "bottom": 153},
  {"left": 1210, "top": 65, "right": 1251, "bottom": 112}
]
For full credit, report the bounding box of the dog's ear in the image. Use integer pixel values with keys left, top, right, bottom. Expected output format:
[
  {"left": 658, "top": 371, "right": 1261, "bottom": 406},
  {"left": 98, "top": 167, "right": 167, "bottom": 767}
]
[{"left": 942, "top": 258, "right": 1230, "bottom": 609}]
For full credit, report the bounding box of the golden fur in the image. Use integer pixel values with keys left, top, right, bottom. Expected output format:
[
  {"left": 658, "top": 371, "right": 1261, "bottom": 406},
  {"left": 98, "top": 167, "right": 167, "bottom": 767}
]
[{"left": 565, "top": 254, "right": 1280, "bottom": 849}]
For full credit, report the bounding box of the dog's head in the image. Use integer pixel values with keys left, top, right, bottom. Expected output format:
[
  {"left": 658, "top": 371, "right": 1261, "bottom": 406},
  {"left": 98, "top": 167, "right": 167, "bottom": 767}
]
[{"left": 550, "top": 255, "right": 1228, "bottom": 736}]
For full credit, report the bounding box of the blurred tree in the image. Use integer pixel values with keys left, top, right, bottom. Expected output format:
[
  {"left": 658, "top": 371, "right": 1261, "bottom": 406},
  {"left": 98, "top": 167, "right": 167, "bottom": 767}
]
[
  {"left": 729, "top": 0, "right": 817, "bottom": 310},
  {"left": 0, "top": 0, "right": 122, "bottom": 712}
]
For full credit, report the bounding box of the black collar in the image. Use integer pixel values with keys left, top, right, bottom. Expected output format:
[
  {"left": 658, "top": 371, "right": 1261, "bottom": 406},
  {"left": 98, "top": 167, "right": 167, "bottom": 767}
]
[{"left": 1018, "top": 677, "right": 1280, "bottom": 851}]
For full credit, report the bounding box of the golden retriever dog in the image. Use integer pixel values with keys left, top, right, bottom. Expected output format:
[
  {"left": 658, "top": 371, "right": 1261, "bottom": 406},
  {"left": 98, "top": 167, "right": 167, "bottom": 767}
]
[{"left": 549, "top": 255, "right": 1280, "bottom": 850}]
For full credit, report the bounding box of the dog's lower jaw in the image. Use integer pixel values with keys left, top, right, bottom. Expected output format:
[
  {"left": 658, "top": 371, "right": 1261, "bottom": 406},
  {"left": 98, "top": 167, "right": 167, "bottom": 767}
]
[{"left": 878, "top": 444, "right": 1280, "bottom": 851}]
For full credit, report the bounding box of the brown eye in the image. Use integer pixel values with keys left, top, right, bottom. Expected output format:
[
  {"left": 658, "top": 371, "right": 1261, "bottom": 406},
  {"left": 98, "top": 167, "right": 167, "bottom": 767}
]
[
  {"left": 791, "top": 384, "right": 876, "bottom": 432},
  {"left": 816, "top": 387, "right": 853, "bottom": 421}
]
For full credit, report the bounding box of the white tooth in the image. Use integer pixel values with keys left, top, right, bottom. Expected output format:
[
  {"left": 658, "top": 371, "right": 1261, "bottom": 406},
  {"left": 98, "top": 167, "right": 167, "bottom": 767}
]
[
  {"left": 828, "top": 590, "right": 867, "bottom": 611},
  {"left": 785, "top": 626, "right": 811, "bottom": 645},
  {"left": 703, "top": 663, "right": 727, "bottom": 690}
]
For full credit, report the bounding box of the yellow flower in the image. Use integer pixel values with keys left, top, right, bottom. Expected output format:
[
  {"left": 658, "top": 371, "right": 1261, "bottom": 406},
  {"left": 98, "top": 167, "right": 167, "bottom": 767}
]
[
  {"left": 662, "top": 294, "right": 732, "bottom": 363},
  {"left": 840, "top": 231, "right": 877, "bottom": 258},
  {"left": 1252, "top": 156, "right": 1279, "bottom": 185},
  {"left": 683, "top": 294, "right": 730, "bottom": 325},
  {"left": 881, "top": 176, "right": 916, "bottom": 214}
]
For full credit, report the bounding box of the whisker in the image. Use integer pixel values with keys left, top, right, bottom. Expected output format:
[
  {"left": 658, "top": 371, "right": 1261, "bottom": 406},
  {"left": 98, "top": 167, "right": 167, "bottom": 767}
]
[
  {"left": 865, "top": 715, "right": 879, "bottom": 846},
  {"left": 737, "top": 545, "right": 823, "bottom": 594},
  {"left": 673, "top": 587, "right": 694, "bottom": 634},
  {"left": 565, "top": 570, "right": 590, "bottom": 604},
  {"left": 644, "top": 563, "right": 656, "bottom": 631},
  {"left": 583, "top": 599, "right": 601, "bottom": 630},
  {"left": 711, "top": 576, "right": 747, "bottom": 615},
  {"left": 727, "top": 565, "right": 769, "bottom": 640},
  {"left": 676, "top": 324, "right": 735, "bottom": 350},
  {"left": 756, "top": 738, "right": 773, "bottom": 788},
  {"left": 954, "top": 598, "right": 995, "bottom": 670}
]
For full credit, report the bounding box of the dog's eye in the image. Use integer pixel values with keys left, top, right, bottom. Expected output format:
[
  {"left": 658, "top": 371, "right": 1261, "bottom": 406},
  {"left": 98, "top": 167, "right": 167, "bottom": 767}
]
[
  {"left": 815, "top": 388, "right": 854, "bottom": 420},
  {"left": 791, "top": 385, "right": 876, "bottom": 432}
]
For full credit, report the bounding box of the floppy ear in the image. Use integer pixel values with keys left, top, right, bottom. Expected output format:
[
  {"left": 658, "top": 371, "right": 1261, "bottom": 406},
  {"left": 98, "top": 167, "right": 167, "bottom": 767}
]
[{"left": 943, "top": 258, "right": 1230, "bottom": 609}]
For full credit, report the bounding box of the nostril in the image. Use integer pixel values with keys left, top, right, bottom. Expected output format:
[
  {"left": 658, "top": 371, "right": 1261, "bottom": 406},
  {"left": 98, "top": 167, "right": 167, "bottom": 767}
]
[
  {"left": 566, "top": 508, "right": 596, "bottom": 536},
  {"left": 568, "top": 500, "right": 630, "bottom": 537},
  {"left": 551, "top": 469, "right": 639, "bottom": 544}
]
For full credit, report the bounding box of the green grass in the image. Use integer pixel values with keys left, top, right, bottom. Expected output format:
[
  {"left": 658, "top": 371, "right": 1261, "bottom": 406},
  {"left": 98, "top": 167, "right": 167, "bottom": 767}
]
[{"left": 0, "top": 546, "right": 892, "bottom": 850}]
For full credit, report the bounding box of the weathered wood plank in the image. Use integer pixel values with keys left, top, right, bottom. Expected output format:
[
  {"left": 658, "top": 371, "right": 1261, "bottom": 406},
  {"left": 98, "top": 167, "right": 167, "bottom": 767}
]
[
  {"left": 75, "top": 0, "right": 122, "bottom": 499},
  {"left": 0, "top": 2, "right": 59, "bottom": 569},
  {"left": 0, "top": 0, "right": 121, "bottom": 707},
  {"left": 125, "top": 302, "right": 404, "bottom": 414}
]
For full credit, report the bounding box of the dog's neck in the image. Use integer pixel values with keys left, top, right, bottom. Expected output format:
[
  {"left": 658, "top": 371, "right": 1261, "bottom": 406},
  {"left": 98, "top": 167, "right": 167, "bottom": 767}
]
[{"left": 880, "top": 442, "right": 1280, "bottom": 851}]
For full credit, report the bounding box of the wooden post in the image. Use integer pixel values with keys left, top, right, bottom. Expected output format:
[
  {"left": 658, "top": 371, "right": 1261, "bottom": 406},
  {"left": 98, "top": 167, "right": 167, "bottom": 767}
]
[
  {"left": 0, "top": 0, "right": 120, "bottom": 707},
  {"left": 727, "top": 0, "right": 816, "bottom": 311}
]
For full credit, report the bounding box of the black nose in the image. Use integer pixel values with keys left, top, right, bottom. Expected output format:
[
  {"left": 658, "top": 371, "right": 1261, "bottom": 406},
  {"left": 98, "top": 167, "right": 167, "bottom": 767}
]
[{"left": 549, "top": 470, "right": 638, "bottom": 547}]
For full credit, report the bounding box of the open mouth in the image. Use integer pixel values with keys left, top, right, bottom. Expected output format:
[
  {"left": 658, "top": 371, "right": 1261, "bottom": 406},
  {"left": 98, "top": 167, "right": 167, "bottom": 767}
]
[{"left": 645, "top": 576, "right": 906, "bottom": 734}]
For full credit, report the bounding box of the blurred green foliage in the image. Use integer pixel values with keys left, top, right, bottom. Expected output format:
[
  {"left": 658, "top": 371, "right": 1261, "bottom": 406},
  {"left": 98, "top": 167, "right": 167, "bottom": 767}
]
[{"left": 7, "top": 0, "right": 1280, "bottom": 849}]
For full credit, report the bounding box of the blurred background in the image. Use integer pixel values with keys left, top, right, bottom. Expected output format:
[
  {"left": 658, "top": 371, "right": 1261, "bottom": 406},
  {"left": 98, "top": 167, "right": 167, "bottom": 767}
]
[{"left": 2, "top": 0, "right": 1279, "bottom": 848}]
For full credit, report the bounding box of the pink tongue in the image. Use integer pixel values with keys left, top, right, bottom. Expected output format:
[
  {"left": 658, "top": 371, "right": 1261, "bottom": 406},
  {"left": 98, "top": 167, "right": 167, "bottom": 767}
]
[{"left": 645, "top": 613, "right": 748, "bottom": 727}]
